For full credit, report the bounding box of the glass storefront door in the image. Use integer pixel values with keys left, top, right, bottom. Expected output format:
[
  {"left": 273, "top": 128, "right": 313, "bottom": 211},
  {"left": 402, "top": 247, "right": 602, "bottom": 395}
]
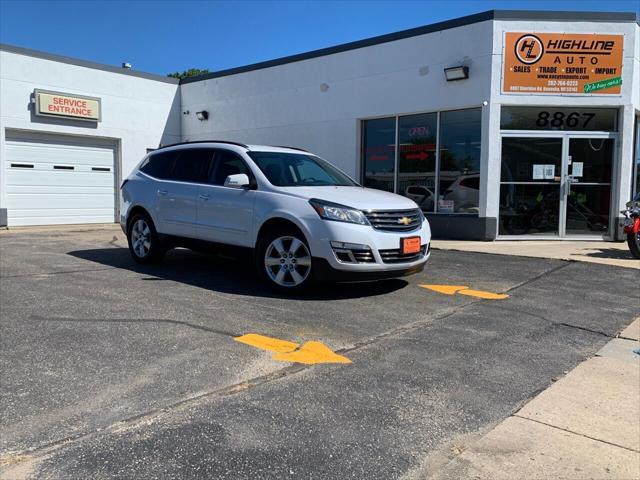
[
  {"left": 499, "top": 134, "right": 614, "bottom": 238},
  {"left": 565, "top": 138, "right": 613, "bottom": 235},
  {"left": 500, "top": 137, "right": 562, "bottom": 236}
]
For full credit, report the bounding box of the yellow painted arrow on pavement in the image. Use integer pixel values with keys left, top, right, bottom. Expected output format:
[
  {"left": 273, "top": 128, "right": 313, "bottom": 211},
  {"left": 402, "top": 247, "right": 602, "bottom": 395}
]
[
  {"left": 420, "top": 284, "right": 509, "bottom": 300},
  {"left": 235, "top": 334, "right": 351, "bottom": 365}
]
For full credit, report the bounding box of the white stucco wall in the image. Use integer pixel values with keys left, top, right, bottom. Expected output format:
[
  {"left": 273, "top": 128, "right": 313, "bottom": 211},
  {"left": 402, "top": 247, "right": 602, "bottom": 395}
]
[
  {"left": 180, "top": 20, "right": 494, "bottom": 191},
  {"left": 0, "top": 50, "right": 181, "bottom": 216}
]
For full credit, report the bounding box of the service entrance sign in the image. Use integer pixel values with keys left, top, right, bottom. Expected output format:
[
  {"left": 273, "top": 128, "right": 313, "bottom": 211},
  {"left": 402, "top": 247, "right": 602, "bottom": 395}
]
[
  {"left": 34, "top": 89, "right": 101, "bottom": 122},
  {"left": 502, "top": 32, "right": 624, "bottom": 95}
]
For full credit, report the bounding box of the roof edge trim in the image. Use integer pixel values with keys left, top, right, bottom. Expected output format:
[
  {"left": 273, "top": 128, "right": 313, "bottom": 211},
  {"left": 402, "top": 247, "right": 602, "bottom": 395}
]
[{"left": 0, "top": 43, "right": 179, "bottom": 84}]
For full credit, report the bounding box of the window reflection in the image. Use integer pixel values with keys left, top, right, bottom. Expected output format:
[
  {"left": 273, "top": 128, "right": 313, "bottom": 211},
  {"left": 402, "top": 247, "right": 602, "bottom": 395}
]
[
  {"left": 362, "top": 117, "right": 395, "bottom": 193},
  {"left": 361, "top": 108, "right": 482, "bottom": 214},
  {"left": 439, "top": 109, "right": 482, "bottom": 213},
  {"left": 398, "top": 113, "right": 437, "bottom": 212}
]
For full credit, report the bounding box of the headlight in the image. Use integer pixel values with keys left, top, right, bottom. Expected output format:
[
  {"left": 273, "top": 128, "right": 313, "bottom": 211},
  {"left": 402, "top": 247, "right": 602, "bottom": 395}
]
[{"left": 309, "top": 199, "right": 369, "bottom": 225}]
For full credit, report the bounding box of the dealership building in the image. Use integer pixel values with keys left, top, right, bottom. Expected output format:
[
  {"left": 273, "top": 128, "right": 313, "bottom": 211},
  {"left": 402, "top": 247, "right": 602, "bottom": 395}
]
[{"left": 1, "top": 9, "right": 639, "bottom": 240}]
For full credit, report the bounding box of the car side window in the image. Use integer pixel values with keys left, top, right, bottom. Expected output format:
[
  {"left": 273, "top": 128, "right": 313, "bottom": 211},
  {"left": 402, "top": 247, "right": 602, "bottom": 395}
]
[
  {"left": 139, "top": 151, "right": 176, "bottom": 179},
  {"left": 209, "top": 150, "right": 250, "bottom": 186},
  {"left": 168, "top": 149, "right": 214, "bottom": 183}
]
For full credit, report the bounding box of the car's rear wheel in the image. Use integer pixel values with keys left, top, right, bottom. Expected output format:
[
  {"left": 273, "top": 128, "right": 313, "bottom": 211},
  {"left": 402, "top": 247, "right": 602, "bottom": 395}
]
[
  {"left": 127, "top": 212, "right": 165, "bottom": 264},
  {"left": 257, "top": 228, "right": 313, "bottom": 291}
]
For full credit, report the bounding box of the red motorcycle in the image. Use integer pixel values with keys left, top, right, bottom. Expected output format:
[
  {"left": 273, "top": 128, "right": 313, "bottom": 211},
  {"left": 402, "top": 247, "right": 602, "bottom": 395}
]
[{"left": 621, "top": 193, "right": 640, "bottom": 259}]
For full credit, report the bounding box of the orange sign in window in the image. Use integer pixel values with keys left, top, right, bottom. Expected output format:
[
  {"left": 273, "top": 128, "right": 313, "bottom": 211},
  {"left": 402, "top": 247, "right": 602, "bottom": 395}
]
[{"left": 502, "top": 32, "right": 624, "bottom": 95}]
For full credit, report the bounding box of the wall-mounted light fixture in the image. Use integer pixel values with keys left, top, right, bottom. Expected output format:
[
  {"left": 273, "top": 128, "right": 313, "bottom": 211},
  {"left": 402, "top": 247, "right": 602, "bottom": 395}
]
[
  {"left": 196, "top": 110, "right": 209, "bottom": 121},
  {"left": 444, "top": 66, "right": 469, "bottom": 81}
]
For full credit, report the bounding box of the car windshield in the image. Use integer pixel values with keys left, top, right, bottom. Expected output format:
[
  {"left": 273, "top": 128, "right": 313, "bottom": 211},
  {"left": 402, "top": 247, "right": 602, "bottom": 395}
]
[{"left": 248, "top": 152, "right": 358, "bottom": 187}]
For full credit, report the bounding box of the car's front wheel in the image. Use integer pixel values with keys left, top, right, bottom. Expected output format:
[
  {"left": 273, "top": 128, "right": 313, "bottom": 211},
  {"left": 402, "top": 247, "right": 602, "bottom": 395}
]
[
  {"left": 257, "top": 228, "right": 313, "bottom": 291},
  {"left": 127, "top": 212, "right": 165, "bottom": 264}
]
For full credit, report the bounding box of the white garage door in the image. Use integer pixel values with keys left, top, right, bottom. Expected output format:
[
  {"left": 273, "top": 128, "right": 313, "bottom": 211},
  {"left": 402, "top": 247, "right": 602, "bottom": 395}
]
[{"left": 5, "top": 132, "right": 116, "bottom": 226}]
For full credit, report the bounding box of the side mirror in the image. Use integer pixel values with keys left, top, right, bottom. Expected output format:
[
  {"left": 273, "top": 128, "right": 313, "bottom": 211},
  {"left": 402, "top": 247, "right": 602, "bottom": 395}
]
[{"left": 224, "top": 173, "right": 251, "bottom": 189}]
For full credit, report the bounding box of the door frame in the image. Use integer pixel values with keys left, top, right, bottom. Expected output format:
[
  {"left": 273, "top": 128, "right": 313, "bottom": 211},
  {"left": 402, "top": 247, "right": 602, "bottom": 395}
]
[{"left": 498, "top": 130, "right": 618, "bottom": 240}]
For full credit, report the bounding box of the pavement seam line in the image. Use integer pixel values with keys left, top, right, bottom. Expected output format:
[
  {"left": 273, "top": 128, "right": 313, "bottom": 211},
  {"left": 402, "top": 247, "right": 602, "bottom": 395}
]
[
  {"left": 30, "top": 316, "right": 240, "bottom": 338},
  {"left": 0, "top": 362, "right": 310, "bottom": 461},
  {"left": 341, "top": 262, "right": 575, "bottom": 355},
  {"left": 4, "top": 300, "right": 485, "bottom": 461},
  {"left": 557, "top": 322, "right": 612, "bottom": 338},
  {"left": 488, "top": 305, "right": 614, "bottom": 338},
  {"left": 500, "top": 262, "right": 572, "bottom": 293},
  {"left": 1, "top": 261, "right": 579, "bottom": 461},
  {"left": 0, "top": 267, "right": 115, "bottom": 279},
  {"left": 512, "top": 414, "right": 640, "bottom": 453}
]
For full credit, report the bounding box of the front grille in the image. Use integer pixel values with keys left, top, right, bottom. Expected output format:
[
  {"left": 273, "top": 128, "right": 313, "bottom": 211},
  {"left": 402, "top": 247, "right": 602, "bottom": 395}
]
[
  {"left": 363, "top": 209, "right": 422, "bottom": 232},
  {"left": 379, "top": 245, "right": 427, "bottom": 264}
]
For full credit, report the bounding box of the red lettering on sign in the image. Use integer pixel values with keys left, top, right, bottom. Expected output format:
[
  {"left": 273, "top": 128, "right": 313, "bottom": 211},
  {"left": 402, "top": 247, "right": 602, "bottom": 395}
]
[{"left": 406, "top": 152, "right": 429, "bottom": 161}]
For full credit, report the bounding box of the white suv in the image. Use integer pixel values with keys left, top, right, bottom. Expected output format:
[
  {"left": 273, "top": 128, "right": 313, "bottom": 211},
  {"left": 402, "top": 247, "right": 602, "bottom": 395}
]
[{"left": 120, "top": 141, "right": 431, "bottom": 290}]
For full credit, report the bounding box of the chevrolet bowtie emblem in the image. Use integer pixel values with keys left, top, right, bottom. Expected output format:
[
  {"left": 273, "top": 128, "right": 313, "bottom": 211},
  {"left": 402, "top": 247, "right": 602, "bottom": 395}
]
[{"left": 398, "top": 217, "right": 411, "bottom": 225}]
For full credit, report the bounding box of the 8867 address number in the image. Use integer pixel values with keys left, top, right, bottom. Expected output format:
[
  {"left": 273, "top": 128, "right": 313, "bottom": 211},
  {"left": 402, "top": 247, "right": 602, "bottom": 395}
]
[{"left": 536, "top": 111, "right": 595, "bottom": 129}]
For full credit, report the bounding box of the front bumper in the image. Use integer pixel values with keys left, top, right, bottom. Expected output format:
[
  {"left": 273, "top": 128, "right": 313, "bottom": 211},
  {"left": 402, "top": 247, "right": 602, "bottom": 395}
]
[
  {"left": 313, "top": 256, "right": 427, "bottom": 283},
  {"left": 306, "top": 218, "right": 431, "bottom": 274}
]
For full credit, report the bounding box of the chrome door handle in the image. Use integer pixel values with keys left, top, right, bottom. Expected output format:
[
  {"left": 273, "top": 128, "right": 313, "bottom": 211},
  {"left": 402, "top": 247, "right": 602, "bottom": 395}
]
[
  {"left": 199, "top": 193, "right": 211, "bottom": 200},
  {"left": 157, "top": 189, "right": 168, "bottom": 196}
]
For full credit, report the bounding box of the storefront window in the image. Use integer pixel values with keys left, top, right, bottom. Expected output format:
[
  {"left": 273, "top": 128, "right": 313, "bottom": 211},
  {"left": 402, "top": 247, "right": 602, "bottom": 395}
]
[
  {"left": 398, "top": 113, "right": 437, "bottom": 212},
  {"left": 361, "top": 108, "right": 482, "bottom": 214},
  {"left": 438, "top": 108, "right": 482, "bottom": 214},
  {"left": 362, "top": 117, "right": 395, "bottom": 192}
]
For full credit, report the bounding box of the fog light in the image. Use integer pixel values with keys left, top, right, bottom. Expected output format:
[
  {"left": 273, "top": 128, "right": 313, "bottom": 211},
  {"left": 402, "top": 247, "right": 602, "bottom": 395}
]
[{"left": 330, "top": 241, "right": 370, "bottom": 250}]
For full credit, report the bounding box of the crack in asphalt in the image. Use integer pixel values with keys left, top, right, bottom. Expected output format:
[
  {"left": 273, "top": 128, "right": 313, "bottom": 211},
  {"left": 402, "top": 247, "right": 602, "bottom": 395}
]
[{"left": 2, "top": 260, "right": 582, "bottom": 464}]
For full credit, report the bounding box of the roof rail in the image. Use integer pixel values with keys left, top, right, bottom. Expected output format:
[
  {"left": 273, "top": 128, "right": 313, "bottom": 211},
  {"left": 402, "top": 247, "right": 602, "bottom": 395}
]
[
  {"left": 157, "top": 140, "right": 249, "bottom": 150},
  {"left": 271, "top": 145, "right": 309, "bottom": 152}
]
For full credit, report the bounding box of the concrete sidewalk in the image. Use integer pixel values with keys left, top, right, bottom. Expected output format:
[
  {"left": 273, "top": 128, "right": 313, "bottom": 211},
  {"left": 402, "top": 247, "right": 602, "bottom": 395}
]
[
  {"left": 432, "top": 240, "right": 640, "bottom": 270},
  {"left": 430, "top": 318, "right": 640, "bottom": 480}
]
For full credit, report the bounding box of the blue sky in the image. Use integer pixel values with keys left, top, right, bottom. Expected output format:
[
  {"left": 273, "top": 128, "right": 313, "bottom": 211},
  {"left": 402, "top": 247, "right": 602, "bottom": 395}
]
[{"left": 1, "top": 0, "right": 638, "bottom": 76}]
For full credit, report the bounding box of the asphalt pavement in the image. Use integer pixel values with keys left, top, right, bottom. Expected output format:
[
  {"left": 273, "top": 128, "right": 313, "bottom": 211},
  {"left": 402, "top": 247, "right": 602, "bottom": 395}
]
[{"left": 0, "top": 227, "right": 637, "bottom": 479}]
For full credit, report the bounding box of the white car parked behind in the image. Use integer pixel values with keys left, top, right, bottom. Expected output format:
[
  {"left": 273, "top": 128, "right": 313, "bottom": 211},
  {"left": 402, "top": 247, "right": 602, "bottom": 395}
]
[{"left": 120, "top": 141, "right": 431, "bottom": 291}]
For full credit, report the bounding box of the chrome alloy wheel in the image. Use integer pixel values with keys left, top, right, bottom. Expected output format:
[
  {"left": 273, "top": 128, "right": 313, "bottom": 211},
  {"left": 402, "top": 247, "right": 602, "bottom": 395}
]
[
  {"left": 264, "top": 236, "right": 311, "bottom": 287},
  {"left": 131, "top": 219, "right": 151, "bottom": 258}
]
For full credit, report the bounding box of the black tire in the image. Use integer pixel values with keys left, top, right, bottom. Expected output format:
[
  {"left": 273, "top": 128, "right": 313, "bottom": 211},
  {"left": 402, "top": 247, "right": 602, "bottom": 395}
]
[
  {"left": 127, "top": 212, "right": 165, "bottom": 264},
  {"left": 255, "top": 227, "right": 314, "bottom": 292},
  {"left": 627, "top": 232, "right": 640, "bottom": 260}
]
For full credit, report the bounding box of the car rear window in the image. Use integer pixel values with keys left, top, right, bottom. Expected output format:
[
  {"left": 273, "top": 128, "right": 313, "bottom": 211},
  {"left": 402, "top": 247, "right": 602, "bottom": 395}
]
[{"left": 139, "top": 151, "right": 175, "bottom": 179}]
